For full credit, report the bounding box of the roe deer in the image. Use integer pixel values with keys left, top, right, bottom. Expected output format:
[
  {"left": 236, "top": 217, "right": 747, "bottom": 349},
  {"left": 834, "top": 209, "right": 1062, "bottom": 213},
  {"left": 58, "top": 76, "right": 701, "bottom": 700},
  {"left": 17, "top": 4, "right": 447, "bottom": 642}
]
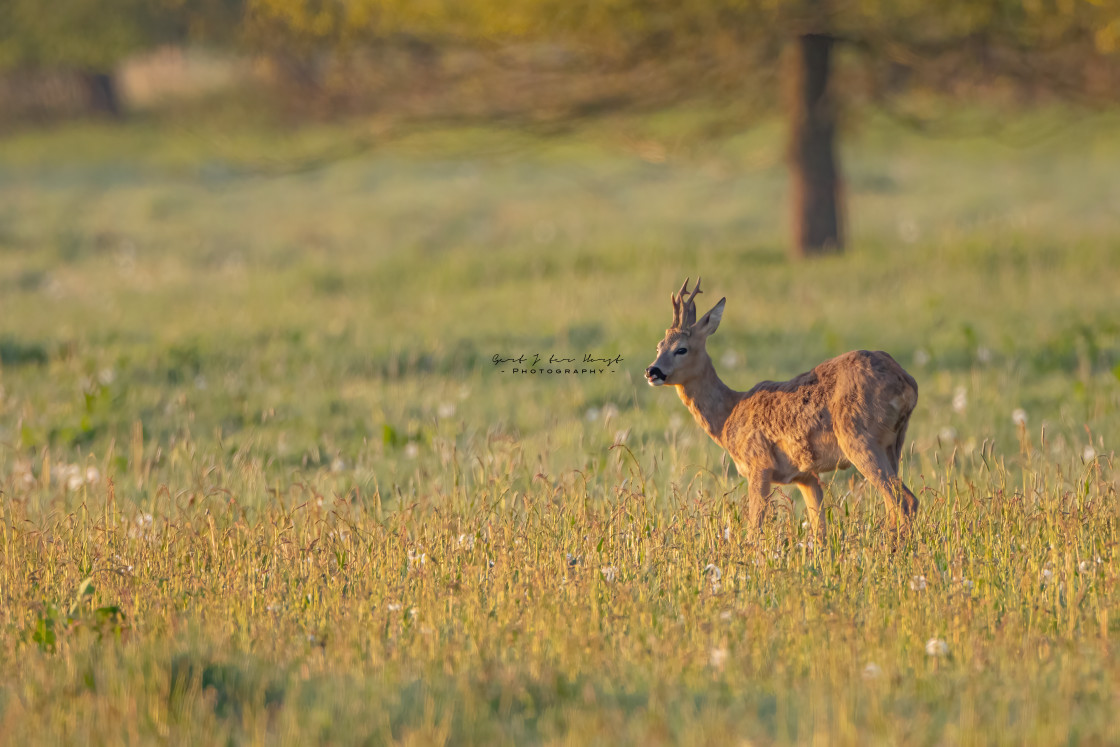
[{"left": 645, "top": 277, "right": 919, "bottom": 538}]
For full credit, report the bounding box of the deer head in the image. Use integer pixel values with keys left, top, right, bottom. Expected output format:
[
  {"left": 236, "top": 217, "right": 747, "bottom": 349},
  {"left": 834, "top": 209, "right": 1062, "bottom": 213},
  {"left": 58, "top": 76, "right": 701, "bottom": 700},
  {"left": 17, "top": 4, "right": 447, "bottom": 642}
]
[{"left": 645, "top": 277, "right": 726, "bottom": 387}]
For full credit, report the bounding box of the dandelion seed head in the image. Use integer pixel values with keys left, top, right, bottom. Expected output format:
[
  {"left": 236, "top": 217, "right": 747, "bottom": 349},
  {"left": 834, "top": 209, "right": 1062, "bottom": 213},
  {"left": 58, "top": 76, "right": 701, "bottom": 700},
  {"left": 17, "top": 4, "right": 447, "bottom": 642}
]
[
  {"left": 952, "top": 386, "right": 968, "bottom": 414},
  {"left": 704, "top": 563, "right": 723, "bottom": 592},
  {"left": 1012, "top": 408, "right": 1028, "bottom": 427},
  {"left": 925, "top": 638, "right": 949, "bottom": 657}
]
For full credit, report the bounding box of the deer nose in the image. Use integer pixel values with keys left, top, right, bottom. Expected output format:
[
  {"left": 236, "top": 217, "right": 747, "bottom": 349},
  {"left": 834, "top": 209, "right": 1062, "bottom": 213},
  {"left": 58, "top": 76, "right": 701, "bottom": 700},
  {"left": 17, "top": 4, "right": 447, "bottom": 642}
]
[{"left": 646, "top": 365, "right": 665, "bottom": 381}]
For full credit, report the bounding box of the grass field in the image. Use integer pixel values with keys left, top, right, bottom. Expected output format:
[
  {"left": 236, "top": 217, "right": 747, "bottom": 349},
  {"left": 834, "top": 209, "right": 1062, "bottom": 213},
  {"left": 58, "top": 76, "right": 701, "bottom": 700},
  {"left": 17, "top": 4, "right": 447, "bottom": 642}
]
[{"left": 1, "top": 105, "right": 1119, "bottom": 744}]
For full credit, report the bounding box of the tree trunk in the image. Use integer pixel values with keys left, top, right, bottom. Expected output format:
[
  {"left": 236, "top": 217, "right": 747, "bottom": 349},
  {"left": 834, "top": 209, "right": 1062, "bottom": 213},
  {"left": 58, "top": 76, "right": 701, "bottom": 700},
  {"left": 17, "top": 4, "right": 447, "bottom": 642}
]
[
  {"left": 788, "top": 33, "right": 842, "bottom": 258},
  {"left": 82, "top": 71, "right": 121, "bottom": 117}
]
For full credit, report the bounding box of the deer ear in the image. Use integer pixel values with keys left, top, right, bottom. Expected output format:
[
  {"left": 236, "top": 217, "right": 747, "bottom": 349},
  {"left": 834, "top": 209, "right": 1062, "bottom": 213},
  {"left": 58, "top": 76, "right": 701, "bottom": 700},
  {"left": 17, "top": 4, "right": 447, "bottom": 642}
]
[{"left": 693, "top": 297, "right": 726, "bottom": 337}]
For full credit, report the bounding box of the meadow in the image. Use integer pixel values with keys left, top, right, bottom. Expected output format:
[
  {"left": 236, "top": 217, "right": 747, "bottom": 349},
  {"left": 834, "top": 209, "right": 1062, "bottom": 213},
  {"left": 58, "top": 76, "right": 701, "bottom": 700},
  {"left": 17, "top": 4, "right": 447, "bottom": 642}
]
[{"left": 0, "top": 104, "right": 1118, "bottom": 744}]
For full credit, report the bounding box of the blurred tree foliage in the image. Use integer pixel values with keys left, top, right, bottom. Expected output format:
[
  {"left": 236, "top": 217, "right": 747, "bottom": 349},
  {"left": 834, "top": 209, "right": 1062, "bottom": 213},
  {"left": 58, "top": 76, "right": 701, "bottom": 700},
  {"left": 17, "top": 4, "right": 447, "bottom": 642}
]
[
  {"left": 2, "top": 0, "right": 1117, "bottom": 254},
  {"left": 0, "top": 0, "right": 240, "bottom": 115},
  {"left": 242, "top": 0, "right": 1120, "bottom": 257}
]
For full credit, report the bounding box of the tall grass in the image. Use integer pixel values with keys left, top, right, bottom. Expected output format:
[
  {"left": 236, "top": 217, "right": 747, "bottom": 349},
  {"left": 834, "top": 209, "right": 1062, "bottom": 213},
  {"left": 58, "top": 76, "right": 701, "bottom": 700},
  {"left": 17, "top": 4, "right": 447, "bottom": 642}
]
[{"left": 1, "top": 107, "right": 1118, "bottom": 743}]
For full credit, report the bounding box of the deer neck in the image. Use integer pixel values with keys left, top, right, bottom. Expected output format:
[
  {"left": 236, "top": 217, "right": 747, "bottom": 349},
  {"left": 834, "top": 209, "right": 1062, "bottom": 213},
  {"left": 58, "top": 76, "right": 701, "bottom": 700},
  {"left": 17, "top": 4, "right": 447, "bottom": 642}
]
[{"left": 675, "top": 355, "right": 738, "bottom": 445}]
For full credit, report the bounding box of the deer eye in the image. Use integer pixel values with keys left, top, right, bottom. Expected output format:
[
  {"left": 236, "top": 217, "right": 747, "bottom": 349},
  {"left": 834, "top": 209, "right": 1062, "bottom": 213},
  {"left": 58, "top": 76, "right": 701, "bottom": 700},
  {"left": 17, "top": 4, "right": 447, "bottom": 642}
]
[{"left": 674, "top": 347, "right": 688, "bottom": 356}]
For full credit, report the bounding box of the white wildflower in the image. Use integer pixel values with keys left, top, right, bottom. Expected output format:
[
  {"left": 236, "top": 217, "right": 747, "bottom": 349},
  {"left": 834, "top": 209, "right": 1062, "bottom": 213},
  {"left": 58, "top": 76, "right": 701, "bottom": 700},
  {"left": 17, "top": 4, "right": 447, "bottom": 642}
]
[
  {"left": 437, "top": 402, "right": 456, "bottom": 419},
  {"left": 1082, "top": 445, "right": 1097, "bottom": 462},
  {"left": 457, "top": 533, "right": 475, "bottom": 550},
  {"left": 909, "top": 575, "right": 927, "bottom": 591},
  {"left": 1078, "top": 560, "right": 1091, "bottom": 574},
  {"left": 925, "top": 638, "right": 949, "bottom": 657},
  {"left": 128, "top": 513, "right": 154, "bottom": 540},
  {"left": 84, "top": 465, "right": 100, "bottom": 484},
  {"left": 952, "top": 386, "right": 968, "bottom": 414},
  {"left": 1011, "top": 408, "right": 1028, "bottom": 427},
  {"left": 709, "top": 647, "right": 729, "bottom": 670},
  {"left": 704, "top": 563, "right": 722, "bottom": 592},
  {"left": 862, "top": 662, "right": 883, "bottom": 680},
  {"left": 97, "top": 367, "right": 116, "bottom": 385},
  {"left": 56, "top": 463, "right": 84, "bottom": 491},
  {"left": 1041, "top": 568, "right": 1053, "bottom": 585},
  {"left": 386, "top": 603, "right": 403, "bottom": 612},
  {"left": 404, "top": 442, "right": 420, "bottom": 458},
  {"left": 939, "top": 427, "right": 958, "bottom": 443},
  {"left": 600, "top": 565, "right": 618, "bottom": 583}
]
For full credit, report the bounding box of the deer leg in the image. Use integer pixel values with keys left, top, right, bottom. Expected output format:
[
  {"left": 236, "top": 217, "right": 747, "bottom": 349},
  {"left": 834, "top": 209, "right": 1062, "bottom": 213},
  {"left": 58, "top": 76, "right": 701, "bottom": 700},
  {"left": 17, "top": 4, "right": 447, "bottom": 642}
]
[
  {"left": 747, "top": 469, "right": 772, "bottom": 532},
  {"left": 838, "top": 436, "right": 917, "bottom": 529},
  {"left": 791, "top": 474, "right": 826, "bottom": 541}
]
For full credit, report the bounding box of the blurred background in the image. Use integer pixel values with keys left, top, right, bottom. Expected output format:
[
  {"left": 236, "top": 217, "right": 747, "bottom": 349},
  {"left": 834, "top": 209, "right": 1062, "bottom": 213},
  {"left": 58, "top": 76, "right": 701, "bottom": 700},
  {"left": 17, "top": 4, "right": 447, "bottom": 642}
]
[{"left": 3, "top": 1, "right": 1120, "bottom": 254}]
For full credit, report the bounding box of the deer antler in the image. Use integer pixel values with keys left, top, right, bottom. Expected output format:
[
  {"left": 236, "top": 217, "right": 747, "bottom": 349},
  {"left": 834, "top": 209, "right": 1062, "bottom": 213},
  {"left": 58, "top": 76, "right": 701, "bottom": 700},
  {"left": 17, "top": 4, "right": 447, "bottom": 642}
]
[{"left": 671, "top": 276, "right": 703, "bottom": 329}]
